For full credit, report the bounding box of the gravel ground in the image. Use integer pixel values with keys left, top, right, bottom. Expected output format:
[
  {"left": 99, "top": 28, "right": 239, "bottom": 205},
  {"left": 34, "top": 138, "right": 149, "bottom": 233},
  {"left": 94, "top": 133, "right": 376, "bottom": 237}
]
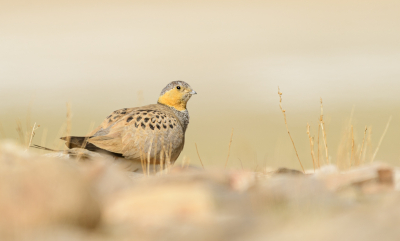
[{"left": 1, "top": 142, "right": 399, "bottom": 241}]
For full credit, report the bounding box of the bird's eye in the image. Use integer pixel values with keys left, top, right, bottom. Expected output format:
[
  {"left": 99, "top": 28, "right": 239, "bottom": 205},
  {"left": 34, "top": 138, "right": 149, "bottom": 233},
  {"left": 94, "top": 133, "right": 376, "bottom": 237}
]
[{"left": 176, "top": 86, "right": 181, "bottom": 90}]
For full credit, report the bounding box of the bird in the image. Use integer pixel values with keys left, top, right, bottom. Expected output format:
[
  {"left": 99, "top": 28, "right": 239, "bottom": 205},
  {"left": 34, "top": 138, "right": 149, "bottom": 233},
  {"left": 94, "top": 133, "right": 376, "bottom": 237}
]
[{"left": 33, "top": 81, "right": 197, "bottom": 173}]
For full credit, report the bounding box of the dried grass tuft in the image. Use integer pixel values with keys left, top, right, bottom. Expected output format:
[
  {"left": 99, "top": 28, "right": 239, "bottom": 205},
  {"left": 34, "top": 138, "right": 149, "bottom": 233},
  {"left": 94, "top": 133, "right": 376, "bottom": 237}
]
[
  {"left": 147, "top": 137, "right": 154, "bottom": 176},
  {"left": 16, "top": 119, "right": 26, "bottom": 146},
  {"left": 371, "top": 116, "right": 392, "bottom": 163},
  {"left": 278, "top": 87, "right": 304, "bottom": 173},
  {"left": 307, "top": 124, "right": 316, "bottom": 172},
  {"left": 40, "top": 128, "right": 48, "bottom": 154},
  {"left": 237, "top": 158, "right": 244, "bottom": 170},
  {"left": 317, "top": 123, "right": 321, "bottom": 168},
  {"left": 358, "top": 126, "right": 368, "bottom": 165},
  {"left": 140, "top": 146, "right": 146, "bottom": 175},
  {"left": 319, "top": 98, "right": 329, "bottom": 165},
  {"left": 350, "top": 125, "right": 354, "bottom": 167},
  {"left": 27, "top": 122, "right": 40, "bottom": 150},
  {"left": 195, "top": 143, "right": 205, "bottom": 169},
  {"left": 65, "top": 102, "right": 72, "bottom": 148}
]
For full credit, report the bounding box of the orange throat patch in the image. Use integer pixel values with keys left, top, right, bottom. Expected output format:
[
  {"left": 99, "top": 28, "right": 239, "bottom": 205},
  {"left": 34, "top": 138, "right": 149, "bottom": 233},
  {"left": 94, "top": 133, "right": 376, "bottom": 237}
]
[{"left": 157, "top": 89, "right": 187, "bottom": 111}]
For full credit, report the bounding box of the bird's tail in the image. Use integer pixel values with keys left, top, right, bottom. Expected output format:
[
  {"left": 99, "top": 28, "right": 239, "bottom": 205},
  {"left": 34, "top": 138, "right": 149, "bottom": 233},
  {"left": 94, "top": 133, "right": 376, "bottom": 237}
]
[
  {"left": 30, "top": 144, "right": 91, "bottom": 160},
  {"left": 30, "top": 144, "right": 61, "bottom": 152},
  {"left": 60, "top": 136, "right": 90, "bottom": 149}
]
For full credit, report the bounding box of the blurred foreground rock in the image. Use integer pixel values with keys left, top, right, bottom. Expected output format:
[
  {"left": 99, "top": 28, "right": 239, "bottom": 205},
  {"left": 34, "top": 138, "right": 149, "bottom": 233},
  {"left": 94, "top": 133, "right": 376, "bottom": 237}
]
[
  {"left": 1, "top": 141, "right": 400, "bottom": 241},
  {"left": 0, "top": 142, "right": 101, "bottom": 240}
]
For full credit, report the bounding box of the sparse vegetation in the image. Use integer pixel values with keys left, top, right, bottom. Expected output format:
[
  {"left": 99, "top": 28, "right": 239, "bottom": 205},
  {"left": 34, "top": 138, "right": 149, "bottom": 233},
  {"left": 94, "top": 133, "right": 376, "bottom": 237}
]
[
  {"left": 278, "top": 87, "right": 305, "bottom": 173},
  {"left": 277, "top": 87, "right": 392, "bottom": 172},
  {"left": 0, "top": 94, "right": 397, "bottom": 241}
]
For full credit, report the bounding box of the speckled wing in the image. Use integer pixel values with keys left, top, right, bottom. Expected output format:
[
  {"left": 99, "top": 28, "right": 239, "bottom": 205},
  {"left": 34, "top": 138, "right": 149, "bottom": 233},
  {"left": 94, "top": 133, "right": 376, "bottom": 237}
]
[
  {"left": 87, "top": 107, "right": 136, "bottom": 137},
  {"left": 87, "top": 104, "right": 185, "bottom": 163}
]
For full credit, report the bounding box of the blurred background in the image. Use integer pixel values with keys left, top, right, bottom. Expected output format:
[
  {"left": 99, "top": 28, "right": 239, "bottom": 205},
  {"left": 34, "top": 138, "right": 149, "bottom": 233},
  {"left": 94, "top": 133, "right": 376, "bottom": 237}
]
[{"left": 1, "top": 0, "right": 399, "bottom": 170}]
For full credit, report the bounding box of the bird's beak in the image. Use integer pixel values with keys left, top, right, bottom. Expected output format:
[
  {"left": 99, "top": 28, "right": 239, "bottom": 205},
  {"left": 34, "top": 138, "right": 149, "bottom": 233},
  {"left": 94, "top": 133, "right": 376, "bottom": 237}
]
[{"left": 190, "top": 90, "right": 197, "bottom": 95}]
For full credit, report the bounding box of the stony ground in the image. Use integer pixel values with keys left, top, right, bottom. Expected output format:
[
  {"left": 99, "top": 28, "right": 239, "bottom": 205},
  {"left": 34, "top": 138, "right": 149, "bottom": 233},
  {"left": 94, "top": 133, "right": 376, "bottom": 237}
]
[{"left": 1, "top": 141, "right": 399, "bottom": 241}]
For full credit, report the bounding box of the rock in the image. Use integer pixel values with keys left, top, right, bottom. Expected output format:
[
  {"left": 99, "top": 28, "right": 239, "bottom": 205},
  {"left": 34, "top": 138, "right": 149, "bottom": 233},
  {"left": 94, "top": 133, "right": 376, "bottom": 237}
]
[
  {"left": 315, "top": 163, "right": 394, "bottom": 194},
  {"left": 101, "top": 170, "right": 255, "bottom": 241},
  {"left": 0, "top": 142, "right": 101, "bottom": 238},
  {"left": 274, "top": 167, "right": 303, "bottom": 175}
]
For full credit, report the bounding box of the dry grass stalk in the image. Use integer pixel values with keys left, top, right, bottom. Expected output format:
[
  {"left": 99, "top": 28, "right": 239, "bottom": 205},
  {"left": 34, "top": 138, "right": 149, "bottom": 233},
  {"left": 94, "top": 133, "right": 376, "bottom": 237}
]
[
  {"left": 16, "top": 119, "right": 26, "bottom": 146},
  {"left": 147, "top": 137, "right": 154, "bottom": 176},
  {"left": 307, "top": 124, "right": 316, "bottom": 172},
  {"left": 76, "top": 122, "right": 95, "bottom": 161},
  {"left": 350, "top": 125, "right": 354, "bottom": 167},
  {"left": 253, "top": 153, "right": 260, "bottom": 172},
  {"left": 364, "top": 126, "right": 372, "bottom": 164},
  {"left": 162, "top": 145, "right": 168, "bottom": 172},
  {"left": 160, "top": 135, "right": 166, "bottom": 173},
  {"left": 181, "top": 156, "right": 185, "bottom": 167},
  {"left": 237, "top": 158, "right": 244, "bottom": 170},
  {"left": 186, "top": 157, "right": 191, "bottom": 167},
  {"left": 254, "top": 164, "right": 259, "bottom": 172},
  {"left": 336, "top": 125, "right": 351, "bottom": 170},
  {"left": 168, "top": 142, "right": 173, "bottom": 168},
  {"left": 159, "top": 146, "right": 164, "bottom": 173},
  {"left": 317, "top": 123, "right": 321, "bottom": 168},
  {"left": 358, "top": 126, "right": 367, "bottom": 165},
  {"left": 27, "top": 122, "right": 40, "bottom": 150},
  {"left": 181, "top": 156, "right": 191, "bottom": 168},
  {"left": 153, "top": 134, "right": 159, "bottom": 173},
  {"left": 319, "top": 98, "right": 329, "bottom": 165},
  {"left": 65, "top": 102, "right": 72, "bottom": 148},
  {"left": 371, "top": 116, "right": 392, "bottom": 163},
  {"left": 224, "top": 128, "right": 234, "bottom": 169},
  {"left": 162, "top": 142, "right": 172, "bottom": 173},
  {"left": 136, "top": 128, "right": 146, "bottom": 175},
  {"left": 195, "top": 143, "right": 205, "bottom": 169},
  {"left": 25, "top": 99, "right": 34, "bottom": 140},
  {"left": 278, "top": 87, "right": 305, "bottom": 173},
  {"left": 40, "top": 128, "right": 48, "bottom": 154},
  {"left": 139, "top": 146, "right": 146, "bottom": 175}
]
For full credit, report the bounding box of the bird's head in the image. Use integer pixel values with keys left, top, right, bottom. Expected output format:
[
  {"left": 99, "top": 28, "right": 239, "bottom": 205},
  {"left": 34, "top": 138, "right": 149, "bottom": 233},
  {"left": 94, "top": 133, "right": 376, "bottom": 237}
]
[{"left": 157, "top": 81, "right": 197, "bottom": 111}]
